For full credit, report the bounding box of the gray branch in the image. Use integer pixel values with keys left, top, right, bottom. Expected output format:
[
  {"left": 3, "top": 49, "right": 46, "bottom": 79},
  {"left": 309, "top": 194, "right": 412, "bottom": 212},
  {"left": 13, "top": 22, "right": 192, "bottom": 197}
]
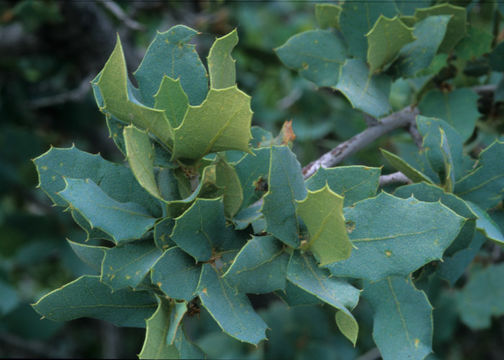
[
  {"left": 302, "top": 106, "right": 420, "bottom": 179},
  {"left": 97, "top": 0, "right": 145, "bottom": 31},
  {"left": 30, "top": 75, "right": 93, "bottom": 109},
  {"left": 379, "top": 171, "right": 411, "bottom": 187}
]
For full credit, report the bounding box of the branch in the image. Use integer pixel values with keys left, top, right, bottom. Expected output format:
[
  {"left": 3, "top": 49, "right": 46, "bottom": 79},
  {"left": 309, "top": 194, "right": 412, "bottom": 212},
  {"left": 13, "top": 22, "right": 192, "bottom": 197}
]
[
  {"left": 379, "top": 171, "right": 411, "bottom": 187},
  {"left": 97, "top": 0, "right": 145, "bottom": 31},
  {"left": 30, "top": 75, "right": 93, "bottom": 109},
  {"left": 302, "top": 106, "right": 419, "bottom": 179}
]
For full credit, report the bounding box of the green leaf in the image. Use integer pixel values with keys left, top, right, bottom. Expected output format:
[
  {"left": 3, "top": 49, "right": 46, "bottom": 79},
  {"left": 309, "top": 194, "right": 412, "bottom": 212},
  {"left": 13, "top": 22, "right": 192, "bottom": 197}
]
[
  {"left": 414, "top": 3, "right": 467, "bottom": 52},
  {"left": 32, "top": 146, "right": 160, "bottom": 216},
  {"left": 335, "top": 59, "right": 392, "bottom": 118},
  {"left": 67, "top": 240, "right": 106, "bottom": 272},
  {"left": 0, "top": 280, "right": 19, "bottom": 316},
  {"left": 455, "top": 27, "right": 493, "bottom": 61},
  {"left": 154, "top": 218, "right": 175, "bottom": 250},
  {"left": 32, "top": 275, "right": 157, "bottom": 327},
  {"left": 392, "top": 16, "right": 450, "bottom": 78},
  {"left": 124, "top": 125, "right": 162, "bottom": 200},
  {"left": 297, "top": 184, "right": 352, "bottom": 265},
  {"left": 335, "top": 310, "right": 359, "bottom": 346},
  {"left": 154, "top": 76, "right": 189, "bottom": 128},
  {"left": 171, "top": 198, "right": 245, "bottom": 261},
  {"left": 262, "top": 146, "right": 307, "bottom": 247},
  {"left": 215, "top": 157, "right": 243, "bottom": 218},
  {"left": 305, "top": 166, "right": 380, "bottom": 206},
  {"left": 151, "top": 247, "right": 201, "bottom": 301},
  {"left": 381, "top": 148, "right": 433, "bottom": 183},
  {"left": 95, "top": 37, "right": 173, "bottom": 147},
  {"left": 456, "top": 263, "right": 504, "bottom": 329},
  {"left": 315, "top": 3, "right": 341, "bottom": 29},
  {"left": 489, "top": 42, "right": 504, "bottom": 72},
  {"left": 287, "top": 252, "right": 360, "bottom": 311},
  {"left": 172, "top": 86, "right": 253, "bottom": 161},
  {"left": 275, "top": 29, "right": 346, "bottom": 87},
  {"left": 419, "top": 89, "right": 480, "bottom": 141},
  {"left": 139, "top": 296, "right": 180, "bottom": 359},
  {"left": 173, "top": 328, "right": 205, "bottom": 359},
  {"left": 101, "top": 240, "right": 162, "bottom": 291},
  {"left": 455, "top": 140, "right": 504, "bottom": 210},
  {"left": 234, "top": 147, "right": 270, "bottom": 209},
  {"left": 328, "top": 192, "right": 465, "bottom": 281},
  {"left": 339, "top": 1, "right": 397, "bottom": 59},
  {"left": 208, "top": 29, "right": 238, "bottom": 89},
  {"left": 364, "top": 276, "right": 433, "bottom": 360},
  {"left": 276, "top": 281, "right": 322, "bottom": 307},
  {"left": 223, "top": 235, "right": 289, "bottom": 294},
  {"left": 366, "top": 16, "right": 414, "bottom": 73},
  {"left": 197, "top": 264, "right": 268, "bottom": 345},
  {"left": 134, "top": 25, "right": 208, "bottom": 106},
  {"left": 394, "top": 182, "right": 476, "bottom": 256},
  {"left": 58, "top": 178, "right": 156, "bottom": 245},
  {"left": 466, "top": 201, "right": 504, "bottom": 245}
]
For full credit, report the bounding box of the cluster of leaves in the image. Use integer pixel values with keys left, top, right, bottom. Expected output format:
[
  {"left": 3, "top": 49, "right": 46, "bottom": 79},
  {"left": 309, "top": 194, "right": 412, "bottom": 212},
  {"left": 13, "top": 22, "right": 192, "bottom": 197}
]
[{"left": 30, "top": 1, "right": 504, "bottom": 359}]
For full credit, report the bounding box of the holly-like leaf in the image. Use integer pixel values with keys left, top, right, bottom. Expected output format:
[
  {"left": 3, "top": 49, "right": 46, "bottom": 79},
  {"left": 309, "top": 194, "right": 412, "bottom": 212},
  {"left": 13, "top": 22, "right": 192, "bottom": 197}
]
[
  {"left": 466, "top": 201, "right": 504, "bottom": 245},
  {"left": 335, "top": 310, "right": 359, "bottom": 346},
  {"left": 276, "top": 281, "right": 322, "bottom": 307},
  {"left": 171, "top": 86, "right": 253, "bottom": 161},
  {"left": 455, "top": 140, "right": 504, "bottom": 210},
  {"left": 328, "top": 193, "right": 465, "bottom": 281},
  {"left": 223, "top": 235, "right": 289, "bottom": 294},
  {"left": 392, "top": 15, "right": 450, "bottom": 78},
  {"left": 139, "top": 296, "right": 181, "bottom": 359},
  {"left": 32, "top": 146, "right": 160, "bottom": 216},
  {"left": 305, "top": 166, "right": 380, "bottom": 206},
  {"left": 67, "top": 240, "right": 106, "bottom": 273},
  {"left": 134, "top": 25, "right": 208, "bottom": 106},
  {"left": 414, "top": 3, "right": 467, "bottom": 52},
  {"left": 335, "top": 59, "right": 392, "bottom": 118},
  {"left": 196, "top": 264, "right": 268, "bottom": 345},
  {"left": 124, "top": 125, "right": 162, "bottom": 201},
  {"left": 154, "top": 76, "right": 189, "bottom": 128},
  {"left": 32, "top": 276, "right": 157, "bottom": 327},
  {"left": 171, "top": 198, "right": 245, "bottom": 261},
  {"left": 419, "top": 88, "right": 480, "bottom": 141},
  {"left": 153, "top": 218, "right": 175, "bottom": 250},
  {"left": 455, "top": 27, "right": 493, "bottom": 61},
  {"left": 101, "top": 240, "right": 162, "bottom": 291},
  {"left": 381, "top": 149, "right": 433, "bottom": 183},
  {"left": 207, "top": 29, "right": 238, "bottom": 89},
  {"left": 95, "top": 37, "right": 173, "bottom": 147},
  {"left": 315, "top": 3, "right": 341, "bottom": 29},
  {"left": 364, "top": 276, "right": 433, "bottom": 360},
  {"left": 339, "top": 1, "right": 397, "bottom": 59},
  {"left": 366, "top": 16, "right": 414, "bottom": 73},
  {"left": 234, "top": 147, "right": 270, "bottom": 209},
  {"left": 275, "top": 29, "right": 346, "bottom": 87},
  {"left": 58, "top": 178, "right": 156, "bottom": 245},
  {"left": 297, "top": 184, "right": 352, "bottom": 265},
  {"left": 151, "top": 247, "right": 201, "bottom": 301},
  {"left": 262, "top": 146, "right": 307, "bottom": 247},
  {"left": 215, "top": 157, "right": 243, "bottom": 218}
]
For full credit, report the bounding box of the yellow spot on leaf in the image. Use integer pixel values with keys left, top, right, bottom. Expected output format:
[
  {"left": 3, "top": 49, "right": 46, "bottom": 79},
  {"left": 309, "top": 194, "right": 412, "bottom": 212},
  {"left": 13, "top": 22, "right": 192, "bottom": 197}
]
[
  {"left": 202, "top": 288, "right": 208, "bottom": 295},
  {"left": 125, "top": 275, "right": 131, "bottom": 280},
  {"left": 414, "top": 338, "right": 420, "bottom": 348},
  {"left": 41, "top": 166, "right": 48, "bottom": 171},
  {"left": 385, "top": 250, "right": 392, "bottom": 257},
  {"left": 157, "top": 282, "right": 162, "bottom": 287}
]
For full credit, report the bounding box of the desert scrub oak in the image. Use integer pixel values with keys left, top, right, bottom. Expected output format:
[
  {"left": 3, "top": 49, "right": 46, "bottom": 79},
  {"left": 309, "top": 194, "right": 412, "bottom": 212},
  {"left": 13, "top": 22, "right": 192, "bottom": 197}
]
[{"left": 32, "top": 2, "right": 504, "bottom": 359}]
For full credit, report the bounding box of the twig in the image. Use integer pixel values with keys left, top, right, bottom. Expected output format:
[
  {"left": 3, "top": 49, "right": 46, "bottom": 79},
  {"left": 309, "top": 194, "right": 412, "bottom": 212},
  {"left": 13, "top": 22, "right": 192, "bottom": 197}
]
[
  {"left": 30, "top": 75, "right": 93, "bottom": 109},
  {"left": 97, "top": 0, "right": 145, "bottom": 31},
  {"left": 302, "top": 106, "right": 419, "bottom": 179},
  {"left": 473, "top": 84, "right": 496, "bottom": 96},
  {"left": 379, "top": 171, "right": 411, "bottom": 187},
  {"left": 408, "top": 120, "right": 423, "bottom": 148}
]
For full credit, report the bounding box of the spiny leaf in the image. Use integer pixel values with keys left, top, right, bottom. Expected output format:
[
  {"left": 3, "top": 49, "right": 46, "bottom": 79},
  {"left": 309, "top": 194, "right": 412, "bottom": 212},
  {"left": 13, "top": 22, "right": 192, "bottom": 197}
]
[
  {"left": 215, "top": 157, "right": 243, "bottom": 218},
  {"left": 335, "top": 59, "right": 391, "bottom": 118},
  {"left": 208, "top": 29, "right": 238, "bottom": 89},
  {"left": 95, "top": 36, "right": 173, "bottom": 147},
  {"left": 366, "top": 16, "right": 414, "bottom": 73},
  {"left": 139, "top": 296, "right": 181, "bottom": 359},
  {"left": 381, "top": 148, "right": 433, "bottom": 183},
  {"left": 223, "top": 235, "right": 289, "bottom": 294},
  {"left": 262, "top": 146, "right": 307, "bottom": 247},
  {"left": 315, "top": 3, "right": 341, "bottom": 29},
  {"left": 297, "top": 184, "right": 352, "bottom": 266},
  {"left": 455, "top": 27, "right": 493, "bottom": 61},
  {"left": 58, "top": 178, "right": 156, "bottom": 245},
  {"left": 101, "top": 240, "right": 162, "bottom": 291},
  {"left": 134, "top": 25, "right": 208, "bottom": 106},
  {"left": 466, "top": 201, "right": 504, "bottom": 245},
  {"left": 234, "top": 147, "right": 270, "bottom": 209},
  {"left": 32, "top": 275, "right": 157, "bottom": 327},
  {"left": 154, "top": 76, "right": 189, "bottom": 128},
  {"left": 67, "top": 240, "right": 106, "bottom": 273},
  {"left": 151, "top": 247, "right": 201, "bottom": 301},
  {"left": 328, "top": 192, "right": 465, "bottom": 281},
  {"left": 172, "top": 86, "right": 253, "bottom": 161},
  {"left": 364, "top": 276, "right": 433, "bottom": 360},
  {"left": 275, "top": 29, "right": 346, "bottom": 87},
  {"left": 153, "top": 218, "right": 175, "bottom": 250},
  {"left": 196, "top": 264, "right": 268, "bottom": 345},
  {"left": 305, "top": 166, "right": 380, "bottom": 207},
  {"left": 124, "top": 125, "right": 162, "bottom": 200}
]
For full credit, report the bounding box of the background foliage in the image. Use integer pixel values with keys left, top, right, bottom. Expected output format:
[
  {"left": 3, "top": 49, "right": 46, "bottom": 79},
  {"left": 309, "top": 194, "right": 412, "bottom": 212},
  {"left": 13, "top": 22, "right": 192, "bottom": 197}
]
[{"left": 2, "top": 0, "right": 504, "bottom": 359}]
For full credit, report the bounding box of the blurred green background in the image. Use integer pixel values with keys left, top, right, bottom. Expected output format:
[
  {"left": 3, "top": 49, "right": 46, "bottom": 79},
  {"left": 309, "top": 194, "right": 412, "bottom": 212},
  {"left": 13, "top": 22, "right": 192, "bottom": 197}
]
[{"left": 1, "top": 0, "right": 504, "bottom": 358}]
